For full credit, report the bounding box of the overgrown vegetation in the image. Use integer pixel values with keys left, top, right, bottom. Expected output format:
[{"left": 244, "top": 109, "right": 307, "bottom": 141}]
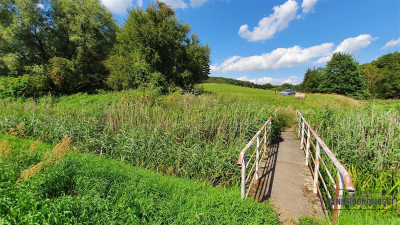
[
  {"left": 0, "top": 134, "right": 280, "bottom": 224},
  {"left": 0, "top": 90, "right": 278, "bottom": 186}
]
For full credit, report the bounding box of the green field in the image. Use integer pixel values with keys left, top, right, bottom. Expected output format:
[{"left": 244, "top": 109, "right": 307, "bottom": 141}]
[
  {"left": 201, "top": 83, "right": 362, "bottom": 111},
  {"left": 1, "top": 83, "right": 399, "bottom": 224}
]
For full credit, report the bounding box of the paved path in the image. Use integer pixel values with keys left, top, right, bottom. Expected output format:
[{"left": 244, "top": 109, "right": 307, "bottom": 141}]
[{"left": 248, "top": 129, "right": 323, "bottom": 224}]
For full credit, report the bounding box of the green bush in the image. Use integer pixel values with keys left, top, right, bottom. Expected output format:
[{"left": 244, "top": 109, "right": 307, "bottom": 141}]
[{"left": 0, "top": 73, "right": 47, "bottom": 98}]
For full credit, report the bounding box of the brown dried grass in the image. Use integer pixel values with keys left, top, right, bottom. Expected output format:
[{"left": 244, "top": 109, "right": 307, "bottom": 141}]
[
  {"left": 0, "top": 139, "right": 12, "bottom": 159},
  {"left": 7, "top": 123, "right": 26, "bottom": 137},
  {"left": 17, "top": 138, "right": 72, "bottom": 183}
]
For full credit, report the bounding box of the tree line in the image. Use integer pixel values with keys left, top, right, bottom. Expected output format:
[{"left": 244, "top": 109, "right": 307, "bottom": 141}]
[
  {"left": 0, "top": 0, "right": 210, "bottom": 97},
  {"left": 300, "top": 52, "right": 400, "bottom": 99},
  {"left": 205, "top": 77, "right": 300, "bottom": 91}
]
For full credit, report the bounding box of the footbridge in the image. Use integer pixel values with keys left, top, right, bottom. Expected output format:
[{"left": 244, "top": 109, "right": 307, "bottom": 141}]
[{"left": 237, "top": 110, "right": 355, "bottom": 224}]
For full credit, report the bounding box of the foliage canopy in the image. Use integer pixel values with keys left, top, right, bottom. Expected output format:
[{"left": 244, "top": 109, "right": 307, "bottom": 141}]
[{"left": 106, "top": 2, "right": 211, "bottom": 92}]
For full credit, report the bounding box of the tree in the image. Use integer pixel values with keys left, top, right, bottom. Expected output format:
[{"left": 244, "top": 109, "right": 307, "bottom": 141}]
[
  {"left": 300, "top": 67, "right": 326, "bottom": 93},
  {"left": 371, "top": 52, "right": 400, "bottom": 99},
  {"left": 324, "top": 52, "right": 364, "bottom": 96},
  {"left": 360, "top": 63, "right": 381, "bottom": 97},
  {"left": 106, "top": 2, "right": 210, "bottom": 92},
  {"left": 0, "top": 0, "right": 117, "bottom": 94}
]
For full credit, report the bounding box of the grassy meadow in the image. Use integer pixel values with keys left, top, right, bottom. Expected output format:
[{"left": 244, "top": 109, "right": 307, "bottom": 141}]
[{"left": 1, "top": 83, "right": 399, "bottom": 224}]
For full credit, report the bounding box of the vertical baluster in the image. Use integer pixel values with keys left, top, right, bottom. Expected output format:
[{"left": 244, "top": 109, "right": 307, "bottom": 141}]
[
  {"left": 305, "top": 127, "right": 311, "bottom": 166},
  {"left": 263, "top": 125, "right": 267, "bottom": 159},
  {"left": 241, "top": 153, "right": 246, "bottom": 199},
  {"left": 300, "top": 120, "right": 305, "bottom": 150},
  {"left": 297, "top": 113, "right": 301, "bottom": 138},
  {"left": 269, "top": 120, "right": 272, "bottom": 144},
  {"left": 255, "top": 136, "right": 260, "bottom": 180},
  {"left": 313, "top": 141, "right": 320, "bottom": 194},
  {"left": 333, "top": 171, "right": 344, "bottom": 223}
]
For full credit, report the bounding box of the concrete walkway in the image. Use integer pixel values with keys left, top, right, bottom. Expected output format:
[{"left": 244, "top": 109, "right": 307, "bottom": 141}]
[{"left": 248, "top": 129, "right": 323, "bottom": 224}]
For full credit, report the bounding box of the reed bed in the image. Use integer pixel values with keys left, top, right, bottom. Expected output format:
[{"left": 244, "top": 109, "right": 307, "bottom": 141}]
[{"left": 0, "top": 90, "right": 277, "bottom": 186}]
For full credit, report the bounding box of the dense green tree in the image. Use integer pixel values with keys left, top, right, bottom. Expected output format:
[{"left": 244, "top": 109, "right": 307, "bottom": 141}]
[
  {"left": 360, "top": 63, "right": 381, "bottom": 97},
  {"left": 300, "top": 67, "right": 326, "bottom": 93},
  {"left": 0, "top": 0, "right": 117, "bottom": 95},
  {"left": 324, "top": 52, "right": 364, "bottom": 96},
  {"left": 106, "top": 2, "right": 210, "bottom": 92},
  {"left": 371, "top": 52, "right": 400, "bottom": 98}
]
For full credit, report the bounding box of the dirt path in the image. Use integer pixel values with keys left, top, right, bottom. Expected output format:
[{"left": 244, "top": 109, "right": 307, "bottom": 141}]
[{"left": 249, "top": 129, "right": 323, "bottom": 224}]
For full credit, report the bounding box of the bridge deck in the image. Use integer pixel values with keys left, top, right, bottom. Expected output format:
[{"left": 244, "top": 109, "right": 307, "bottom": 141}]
[{"left": 248, "top": 129, "right": 323, "bottom": 224}]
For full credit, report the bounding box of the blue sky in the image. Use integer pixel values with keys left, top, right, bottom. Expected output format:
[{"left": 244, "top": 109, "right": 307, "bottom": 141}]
[{"left": 103, "top": 0, "right": 400, "bottom": 85}]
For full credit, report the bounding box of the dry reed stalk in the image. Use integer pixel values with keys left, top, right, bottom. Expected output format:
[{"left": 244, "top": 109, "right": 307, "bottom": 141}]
[
  {"left": 17, "top": 138, "right": 72, "bottom": 183},
  {"left": 0, "top": 139, "right": 12, "bottom": 159}
]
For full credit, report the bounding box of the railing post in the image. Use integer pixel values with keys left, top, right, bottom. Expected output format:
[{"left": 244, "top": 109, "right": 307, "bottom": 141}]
[
  {"left": 241, "top": 153, "right": 246, "bottom": 199},
  {"left": 300, "top": 120, "right": 305, "bottom": 150},
  {"left": 255, "top": 137, "right": 260, "bottom": 180},
  {"left": 313, "top": 141, "right": 320, "bottom": 194},
  {"left": 305, "top": 127, "right": 310, "bottom": 166},
  {"left": 333, "top": 171, "right": 344, "bottom": 224}
]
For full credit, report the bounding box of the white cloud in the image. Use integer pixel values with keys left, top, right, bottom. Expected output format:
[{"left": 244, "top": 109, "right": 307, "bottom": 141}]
[
  {"left": 217, "top": 43, "right": 333, "bottom": 72},
  {"left": 314, "top": 34, "right": 375, "bottom": 64},
  {"left": 160, "top": 0, "right": 188, "bottom": 9},
  {"left": 238, "top": 75, "right": 300, "bottom": 85},
  {"left": 301, "top": 0, "right": 318, "bottom": 13},
  {"left": 137, "top": 0, "right": 143, "bottom": 7},
  {"left": 210, "top": 65, "right": 220, "bottom": 72},
  {"left": 382, "top": 38, "right": 400, "bottom": 49},
  {"left": 101, "top": 0, "right": 134, "bottom": 15},
  {"left": 190, "top": 0, "right": 208, "bottom": 8},
  {"left": 335, "top": 34, "right": 375, "bottom": 54},
  {"left": 238, "top": 0, "right": 299, "bottom": 42}
]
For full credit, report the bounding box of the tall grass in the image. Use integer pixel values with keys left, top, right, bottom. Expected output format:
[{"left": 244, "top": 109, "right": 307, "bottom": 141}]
[
  {"left": 0, "top": 135, "right": 280, "bottom": 224},
  {"left": 0, "top": 90, "right": 277, "bottom": 186},
  {"left": 303, "top": 107, "right": 400, "bottom": 217}
]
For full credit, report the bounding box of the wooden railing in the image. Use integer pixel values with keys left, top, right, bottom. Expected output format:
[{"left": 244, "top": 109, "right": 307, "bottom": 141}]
[
  {"left": 296, "top": 110, "right": 355, "bottom": 220},
  {"left": 236, "top": 109, "right": 277, "bottom": 199}
]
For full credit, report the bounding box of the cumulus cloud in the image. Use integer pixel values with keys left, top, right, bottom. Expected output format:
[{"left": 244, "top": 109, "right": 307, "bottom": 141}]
[
  {"left": 301, "top": 0, "right": 318, "bottom": 13},
  {"left": 160, "top": 0, "right": 188, "bottom": 9},
  {"left": 215, "top": 43, "right": 333, "bottom": 72},
  {"left": 210, "top": 65, "right": 220, "bottom": 72},
  {"left": 238, "top": 75, "right": 300, "bottom": 85},
  {"left": 382, "top": 38, "right": 400, "bottom": 49},
  {"left": 238, "top": 0, "right": 299, "bottom": 42},
  {"left": 190, "top": 0, "right": 208, "bottom": 8},
  {"left": 101, "top": 0, "right": 134, "bottom": 15},
  {"left": 314, "top": 34, "right": 375, "bottom": 64}
]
